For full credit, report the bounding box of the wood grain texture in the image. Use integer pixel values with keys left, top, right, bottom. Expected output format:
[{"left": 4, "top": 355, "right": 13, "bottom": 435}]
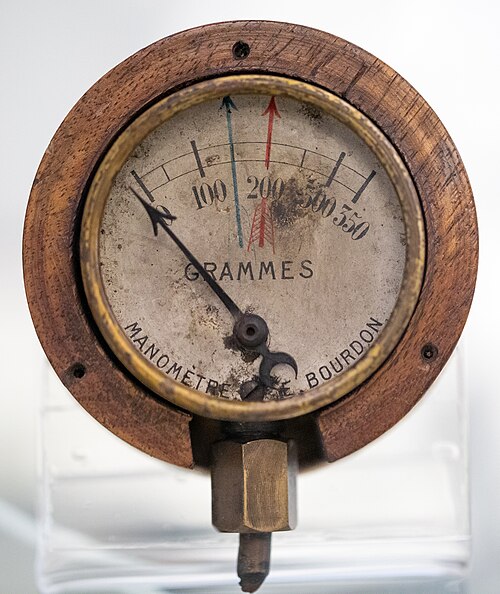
[{"left": 23, "top": 21, "right": 478, "bottom": 466}]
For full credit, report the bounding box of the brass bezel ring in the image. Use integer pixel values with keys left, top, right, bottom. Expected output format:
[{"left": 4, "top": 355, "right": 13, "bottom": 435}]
[{"left": 80, "top": 74, "right": 425, "bottom": 422}]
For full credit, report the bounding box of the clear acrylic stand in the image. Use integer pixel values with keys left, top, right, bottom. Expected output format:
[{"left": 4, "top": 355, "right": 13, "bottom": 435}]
[{"left": 37, "top": 349, "right": 469, "bottom": 594}]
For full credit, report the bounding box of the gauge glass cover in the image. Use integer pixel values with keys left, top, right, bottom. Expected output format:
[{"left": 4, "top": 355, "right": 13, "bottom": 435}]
[{"left": 81, "top": 76, "right": 425, "bottom": 421}]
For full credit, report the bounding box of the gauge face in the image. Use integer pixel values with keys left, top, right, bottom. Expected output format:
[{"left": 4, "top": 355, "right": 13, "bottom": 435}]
[{"left": 82, "top": 76, "right": 424, "bottom": 420}]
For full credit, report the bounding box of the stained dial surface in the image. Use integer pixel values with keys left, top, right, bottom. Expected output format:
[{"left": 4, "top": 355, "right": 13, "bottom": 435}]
[{"left": 99, "top": 93, "right": 407, "bottom": 400}]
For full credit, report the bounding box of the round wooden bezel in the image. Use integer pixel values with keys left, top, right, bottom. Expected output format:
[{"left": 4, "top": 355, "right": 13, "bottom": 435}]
[{"left": 23, "top": 21, "right": 478, "bottom": 468}]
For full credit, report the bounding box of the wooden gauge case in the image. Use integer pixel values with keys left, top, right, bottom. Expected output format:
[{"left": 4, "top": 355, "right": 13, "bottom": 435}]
[{"left": 23, "top": 21, "right": 478, "bottom": 469}]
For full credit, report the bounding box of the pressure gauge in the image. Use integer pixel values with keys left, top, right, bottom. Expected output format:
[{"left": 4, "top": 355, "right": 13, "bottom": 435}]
[
  {"left": 81, "top": 74, "right": 424, "bottom": 421},
  {"left": 24, "top": 21, "right": 478, "bottom": 592}
]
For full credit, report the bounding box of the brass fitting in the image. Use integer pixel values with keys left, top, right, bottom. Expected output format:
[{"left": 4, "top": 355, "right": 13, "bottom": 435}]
[{"left": 211, "top": 438, "right": 297, "bottom": 534}]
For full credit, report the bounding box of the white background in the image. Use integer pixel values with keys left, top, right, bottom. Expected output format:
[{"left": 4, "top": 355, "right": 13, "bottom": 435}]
[{"left": 0, "top": 1, "right": 498, "bottom": 592}]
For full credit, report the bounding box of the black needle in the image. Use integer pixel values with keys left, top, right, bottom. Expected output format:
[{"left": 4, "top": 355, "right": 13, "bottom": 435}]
[
  {"left": 130, "top": 186, "right": 242, "bottom": 321},
  {"left": 131, "top": 185, "right": 298, "bottom": 397}
]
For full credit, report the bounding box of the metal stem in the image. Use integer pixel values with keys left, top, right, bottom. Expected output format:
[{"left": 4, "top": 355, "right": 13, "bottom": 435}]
[{"left": 238, "top": 533, "right": 272, "bottom": 593}]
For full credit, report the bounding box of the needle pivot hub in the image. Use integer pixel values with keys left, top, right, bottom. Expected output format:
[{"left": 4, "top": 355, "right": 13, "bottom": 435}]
[{"left": 234, "top": 313, "right": 269, "bottom": 348}]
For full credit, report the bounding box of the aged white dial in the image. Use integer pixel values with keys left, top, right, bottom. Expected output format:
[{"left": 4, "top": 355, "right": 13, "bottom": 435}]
[{"left": 95, "top": 87, "right": 408, "bottom": 402}]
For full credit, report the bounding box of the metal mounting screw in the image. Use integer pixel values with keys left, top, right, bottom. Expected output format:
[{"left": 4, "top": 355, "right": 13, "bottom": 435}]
[
  {"left": 421, "top": 343, "right": 438, "bottom": 361},
  {"left": 72, "top": 363, "right": 86, "bottom": 379},
  {"left": 233, "top": 41, "right": 250, "bottom": 60}
]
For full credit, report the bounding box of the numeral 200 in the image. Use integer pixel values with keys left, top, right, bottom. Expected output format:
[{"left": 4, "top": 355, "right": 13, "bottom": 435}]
[{"left": 246, "top": 176, "right": 285, "bottom": 200}]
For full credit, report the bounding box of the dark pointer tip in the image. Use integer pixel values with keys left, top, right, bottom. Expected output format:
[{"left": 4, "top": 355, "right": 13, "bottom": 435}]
[
  {"left": 129, "top": 185, "right": 176, "bottom": 232},
  {"left": 221, "top": 95, "right": 238, "bottom": 112}
]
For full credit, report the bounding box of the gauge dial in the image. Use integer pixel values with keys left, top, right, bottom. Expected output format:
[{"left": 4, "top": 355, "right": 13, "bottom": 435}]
[{"left": 81, "top": 75, "right": 425, "bottom": 420}]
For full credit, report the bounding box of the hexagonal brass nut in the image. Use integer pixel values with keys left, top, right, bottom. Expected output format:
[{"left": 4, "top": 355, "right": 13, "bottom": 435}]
[{"left": 211, "top": 438, "right": 297, "bottom": 533}]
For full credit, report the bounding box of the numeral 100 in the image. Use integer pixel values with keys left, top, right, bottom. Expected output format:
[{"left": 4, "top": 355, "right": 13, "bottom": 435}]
[{"left": 192, "top": 179, "right": 227, "bottom": 209}]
